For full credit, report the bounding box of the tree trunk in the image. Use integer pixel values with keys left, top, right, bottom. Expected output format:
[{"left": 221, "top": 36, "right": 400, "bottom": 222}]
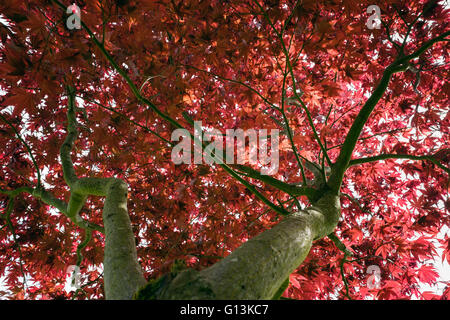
[{"left": 102, "top": 179, "right": 147, "bottom": 299}]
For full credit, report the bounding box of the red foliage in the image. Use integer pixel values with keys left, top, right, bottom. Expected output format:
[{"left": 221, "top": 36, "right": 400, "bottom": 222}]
[{"left": 0, "top": 0, "right": 449, "bottom": 299}]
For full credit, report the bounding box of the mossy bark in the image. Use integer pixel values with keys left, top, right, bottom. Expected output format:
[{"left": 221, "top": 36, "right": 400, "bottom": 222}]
[{"left": 103, "top": 179, "right": 147, "bottom": 299}]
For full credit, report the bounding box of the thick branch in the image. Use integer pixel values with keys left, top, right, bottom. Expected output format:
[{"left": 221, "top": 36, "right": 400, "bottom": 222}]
[
  {"left": 153, "top": 192, "right": 340, "bottom": 299},
  {"left": 60, "top": 86, "right": 79, "bottom": 187},
  {"left": 101, "top": 178, "right": 147, "bottom": 299}
]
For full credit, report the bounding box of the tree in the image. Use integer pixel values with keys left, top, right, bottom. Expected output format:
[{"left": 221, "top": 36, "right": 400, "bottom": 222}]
[{"left": 0, "top": 0, "right": 449, "bottom": 300}]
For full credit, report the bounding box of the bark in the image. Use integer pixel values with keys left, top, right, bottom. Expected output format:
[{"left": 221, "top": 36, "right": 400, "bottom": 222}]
[{"left": 102, "top": 178, "right": 147, "bottom": 299}]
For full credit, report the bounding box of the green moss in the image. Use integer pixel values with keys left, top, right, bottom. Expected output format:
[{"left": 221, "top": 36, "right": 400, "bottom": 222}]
[
  {"left": 171, "top": 259, "right": 187, "bottom": 274},
  {"left": 133, "top": 274, "right": 170, "bottom": 300},
  {"left": 133, "top": 260, "right": 189, "bottom": 300}
]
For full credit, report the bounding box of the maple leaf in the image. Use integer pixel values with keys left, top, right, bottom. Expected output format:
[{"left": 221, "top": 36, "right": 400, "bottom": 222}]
[{"left": 417, "top": 265, "right": 439, "bottom": 284}]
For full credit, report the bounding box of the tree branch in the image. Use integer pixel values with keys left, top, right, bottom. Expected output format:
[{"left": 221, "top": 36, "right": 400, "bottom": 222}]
[
  {"left": 339, "top": 252, "right": 351, "bottom": 299},
  {"left": 231, "top": 164, "right": 318, "bottom": 201},
  {"left": 328, "top": 232, "right": 353, "bottom": 256},
  {"left": 60, "top": 85, "right": 79, "bottom": 187},
  {"left": 279, "top": 62, "right": 307, "bottom": 184},
  {"left": 0, "top": 186, "right": 104, "bottom": 233},
  {"left": 181, "top": 64, "right": 280, "bottom": 111},
  {"left": 0, "top": 112, "right": 41, "bottom": 187},
  {"left": 328, "top": 30, "right": 450, "bottom": 193},
  {"left": 76, "top": 94, "right": 173, "bottom": 146},
  {"left": 347, "top": 152, "right": 450, "bottom": 174}
]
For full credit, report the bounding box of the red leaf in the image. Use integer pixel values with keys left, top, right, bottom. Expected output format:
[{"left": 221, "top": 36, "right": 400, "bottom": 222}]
[{"left": 417, "top": 265, "right": 439, "bottom": 284}]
